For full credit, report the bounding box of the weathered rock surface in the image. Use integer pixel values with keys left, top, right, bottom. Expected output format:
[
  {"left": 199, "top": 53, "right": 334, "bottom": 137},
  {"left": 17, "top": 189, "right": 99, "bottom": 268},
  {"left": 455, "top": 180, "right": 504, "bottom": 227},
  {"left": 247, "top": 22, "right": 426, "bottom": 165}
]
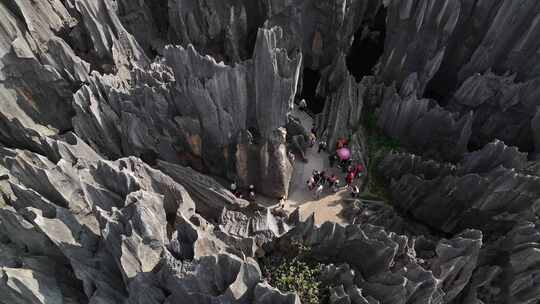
[
  {"left": 377, "top": 87, "right": 473, "bottom": 161},
  {"left": 265, "top": 0, "right": 383, "bottom": 70},
  {"left": 0, "top": 0, "right": 147, "bottom": 157},
  {"left": 385, "top": 158, "right": 540, "bottom": 236},
  {"left": 377, "top": 0, "right": 460, "bottom": 95},
  {"left": 3, "top": 0, "right": 540, "bottom": 303},
  {"left": 447, "top": 71, "right": 540, "bottom": 152},
  {"left": 0, "top": 149, "right": 291, "bottom": 303},
  {"left": 379, "top": 145, "right": 540, "bottom": 303},
  {"left": 272, "top": 216, "right": 482, "bottom": 303},
  {"left": 317, "top": 54, "right": 365, "bottom": 149}
]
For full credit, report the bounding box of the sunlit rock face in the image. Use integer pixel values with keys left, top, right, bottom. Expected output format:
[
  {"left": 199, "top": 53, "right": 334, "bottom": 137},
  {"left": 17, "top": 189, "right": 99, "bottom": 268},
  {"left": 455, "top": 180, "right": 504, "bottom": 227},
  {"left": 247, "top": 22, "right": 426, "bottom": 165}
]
[{"left": 3, "top": 0, "right": 540, "bottom": 303}]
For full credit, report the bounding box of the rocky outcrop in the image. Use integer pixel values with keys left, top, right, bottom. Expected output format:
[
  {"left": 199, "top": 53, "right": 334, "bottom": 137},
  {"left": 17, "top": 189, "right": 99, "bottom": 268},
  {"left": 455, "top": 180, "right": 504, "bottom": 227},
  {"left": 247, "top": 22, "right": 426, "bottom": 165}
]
[
  {"left": 273, "top": 217, "right": 482, "bottom": 303},
  {"left": 377, "top": 0, "right": 460, "bottom": 95},
  {"left": 368, "top": 0, "right": 540, "bottom": 157},
  {"left": 378, "top": 142, "right": 540, "bottom": 303},
  {"left": 446, "top": 71, "right": 540, "bottom": 152},
  {"left": 0, "top": 151, "right": 203, "bottom": 302},
  {"left": 156, "top": 160, "right": 249, "bottom": 219},
  {"left": 459, "top": 139, "right": 528, "bottom": 174},
  {"left": 164, "top": 26, "right": 299, "bottom": 196},
  {"left": 0, "top": 0, "right": 148, "bottom": 163},
  {"left": 379, "top": 151, "right": 457, "bottom": 181},
  {"left": 265, "top": 0, "right": 383, "bottom": 70},
  {"left": 0, "top": 148, "right": 294, "bottom": 303},
  {"left": 455, "top": 1, "right": 540, "bottom": 85},
  {"left": 379, "top": 0, "right": 540, "bottom": 102},
  {"left": 377, "top": 87, "right": 473, "bottom": 161},
  {"left": 253, "top": 282, "right": 301, "bottom": 304},
  {"left": 71, "top": 26, "right": 300, "bottom": 198},
  {"left": 389, "top": 162, "right": 540, "bottom": 236},
  {"left": 167, "top": 0, "right": 265, "bottom": 63},
  {"left": 4, "top": 0, "right": 540, "bottom": 303},
  {"left": 316, "top": 54, "right": 365, "bottom": 149}
]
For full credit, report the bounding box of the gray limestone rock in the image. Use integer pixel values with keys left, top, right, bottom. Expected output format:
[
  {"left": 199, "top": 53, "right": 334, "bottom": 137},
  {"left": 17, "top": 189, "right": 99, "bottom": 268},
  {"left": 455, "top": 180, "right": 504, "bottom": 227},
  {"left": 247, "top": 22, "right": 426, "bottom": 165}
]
[
  {"left": 447, "top": 71, "right": 540, "bottom": 151},
  {"left": 167, "top": 0, "right": 262, "bottom": 63},
  {"left": 379, "top": 151, "right": 457, "bottom": 181},
  {"left": 70, "top": 26, "right": 300, "bottom": 198},
  {"left": 156, "top": 159, "right": 249, "bottom": 220},
  {"left": 457, "top": 1, "right": 540, "bottom": 84},
  {"left": 377, "top": 89, "right": 473, "bottom": 161},
  {"left": 377, "top": 0, "right": 460, "bottom": 95},
  {"left": 459, "top": 139, "right": 528, "bottom": 174},
  {"left": 0, "top": 0, "right": 147, "bottom": 161},
  {"left": 274, "top": 217, "right": 483, "bottom": 303},
  {"left": 158, "top": 252, "right": 264, "bottom": 303},
  {"left": 96, "top": 190, "right": 168, "bottom": 283},
  {"left": 265, "top": 0, "right": 383, "bottom": 70},
  {"left": 380, "top": 146, "right": 540, "bottom": 236},
  {"left": 389, "top": 166, "right": 540, "bottom": 235},
  {"left": 4, "top": 0, "right": 540, "bottom": 303},
  {"left": 317, "top": 54, "right": 365, "bottom": 149},
  {"left": 430, "top": 229, "right": 483, "bottom": 303},
  {"left": 253, "top": 282, "right": 301, "bottom": 304},
  {"left": 0, "top": 150, "right": 200, "bottom": 303}
]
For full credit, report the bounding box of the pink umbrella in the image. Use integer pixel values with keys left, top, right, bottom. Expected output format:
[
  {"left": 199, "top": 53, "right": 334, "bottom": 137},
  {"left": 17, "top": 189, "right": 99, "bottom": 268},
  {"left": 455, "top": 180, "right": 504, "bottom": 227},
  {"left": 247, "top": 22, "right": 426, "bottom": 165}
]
[{"left": 336, "top": 147, "right": 350, "bottom": 160}]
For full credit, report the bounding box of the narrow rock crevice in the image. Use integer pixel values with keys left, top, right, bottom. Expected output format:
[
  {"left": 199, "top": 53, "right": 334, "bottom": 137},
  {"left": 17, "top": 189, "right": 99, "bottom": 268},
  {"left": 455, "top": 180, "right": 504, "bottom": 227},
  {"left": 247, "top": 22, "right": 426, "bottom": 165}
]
[
  {"left": 346, "top": 7, "right": 386, "bottom": 82},
  {"left": 56, "top": 22, "right": 116, "bottom": 74},
  {"left": 299, "top": 68, "right": 325, "bottom": 115}
]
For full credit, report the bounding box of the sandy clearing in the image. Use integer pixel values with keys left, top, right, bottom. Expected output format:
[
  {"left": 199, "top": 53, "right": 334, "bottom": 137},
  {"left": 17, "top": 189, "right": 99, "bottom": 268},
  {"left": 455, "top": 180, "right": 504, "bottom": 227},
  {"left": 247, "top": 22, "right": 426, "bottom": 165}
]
[{"left": 282, "top": 109, "right": 352, "bottom": 226}]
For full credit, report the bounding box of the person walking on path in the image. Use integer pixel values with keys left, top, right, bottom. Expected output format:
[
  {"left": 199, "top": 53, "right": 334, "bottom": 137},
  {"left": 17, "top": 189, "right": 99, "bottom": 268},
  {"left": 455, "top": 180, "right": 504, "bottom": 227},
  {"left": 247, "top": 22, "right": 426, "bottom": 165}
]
[
  {"left": 329, "top": 154, "right": 337, "bottom": 167},
  {"left": 332, "top": 179, "right": 340, "bottom": 192},
  {"left": 354, "top": 164, "right": 364, "bottom": 179},
  {"left": 231, "top": 181, "right": 241, "bottom": 197},
  {"left": 307, "top": 176, "right": 315, "bottom": 190},
  {"left": 345, "top": 171, "right": 354, "bottom": 188},
  {"left": 299, "top": 99, "right": 307, "bottom": 111},
  {"left": 312, "top": 170, "right": 321, "bottom": 184},
  {"left": 248, "top": 184, "right": 256, "bottom": 201},
  {"left": 309, "top": 132, "right": 317, "bottom": 147},
  {"left": 350, "top": 185, "right": 360, "bottom": 198},
  {"left": 319, "top": 171, "right": 327, "bottom": 186},
  {"left": 288, "top": 151, "right": 295, "bottom": 163},
  {"left": 314, "top": 184, "right": 324, "bottom": 199},
  {"left": 317, "top": 140, "right": 327, "bottom": 153},
  {"left": 327, "top": 174, "right": 338, "bottom": 192}
]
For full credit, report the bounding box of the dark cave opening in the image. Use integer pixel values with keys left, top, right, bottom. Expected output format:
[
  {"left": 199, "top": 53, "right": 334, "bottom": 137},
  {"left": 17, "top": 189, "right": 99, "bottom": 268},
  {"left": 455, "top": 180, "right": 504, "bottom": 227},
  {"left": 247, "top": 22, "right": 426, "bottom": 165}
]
[
  {"left": 423, "top": 82, "right": 449, "bottom": 104},
  {"left": 299, "top": 68, "right": 326, "bottom": 115},
  {"left": 346, "top": 7, "right": 387, "bottom": 81},
  {"left": 246, "top": 28, "right": 260, "bottom": 60}
]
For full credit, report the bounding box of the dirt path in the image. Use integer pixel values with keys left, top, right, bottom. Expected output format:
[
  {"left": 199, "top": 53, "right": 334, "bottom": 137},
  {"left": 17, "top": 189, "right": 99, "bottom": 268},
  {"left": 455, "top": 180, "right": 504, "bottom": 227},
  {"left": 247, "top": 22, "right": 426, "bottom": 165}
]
[{"left": 283, "top": 109, "right": 351, "bottom": 226}]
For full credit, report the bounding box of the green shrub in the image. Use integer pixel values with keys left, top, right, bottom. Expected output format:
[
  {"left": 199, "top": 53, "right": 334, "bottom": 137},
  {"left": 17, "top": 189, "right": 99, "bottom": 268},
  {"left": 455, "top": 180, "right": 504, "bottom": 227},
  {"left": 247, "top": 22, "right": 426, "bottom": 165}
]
[
  {"left": 362, "top": 111, "right": 378, "bottom": 132},
  {"left": 260, "top": 242, "right": 330, "bottom": 304},
  {"left": 361, "top": 111, "right": 400, "bottom": 202}
]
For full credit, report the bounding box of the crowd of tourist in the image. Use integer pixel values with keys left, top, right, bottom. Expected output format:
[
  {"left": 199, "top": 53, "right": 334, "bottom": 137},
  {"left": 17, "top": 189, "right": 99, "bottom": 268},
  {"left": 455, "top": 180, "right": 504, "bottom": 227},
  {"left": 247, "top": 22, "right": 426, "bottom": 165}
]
[
  {"left": 307, "top": 137, "right": 365, "bottom": 199},
  {"left": 230, "top": 182, "right": 256, "bottom": 201}
]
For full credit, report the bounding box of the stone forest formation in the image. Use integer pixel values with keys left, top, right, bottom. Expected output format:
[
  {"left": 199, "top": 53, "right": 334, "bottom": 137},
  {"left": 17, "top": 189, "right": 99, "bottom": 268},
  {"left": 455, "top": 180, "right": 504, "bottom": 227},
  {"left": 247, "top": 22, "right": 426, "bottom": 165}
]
[{"left": 2, "top": 0, "right": 540, "bottom": 303}]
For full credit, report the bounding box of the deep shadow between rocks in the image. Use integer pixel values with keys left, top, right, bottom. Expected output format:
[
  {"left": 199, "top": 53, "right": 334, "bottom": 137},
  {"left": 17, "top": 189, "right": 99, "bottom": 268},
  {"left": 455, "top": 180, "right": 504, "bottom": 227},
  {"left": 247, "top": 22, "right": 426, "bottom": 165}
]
[
  {"left": 299, "top": 68, "right": 325, "bottom": 115},
  {"left": 346, "top": 7, "right": 386, "bottom": 82}
]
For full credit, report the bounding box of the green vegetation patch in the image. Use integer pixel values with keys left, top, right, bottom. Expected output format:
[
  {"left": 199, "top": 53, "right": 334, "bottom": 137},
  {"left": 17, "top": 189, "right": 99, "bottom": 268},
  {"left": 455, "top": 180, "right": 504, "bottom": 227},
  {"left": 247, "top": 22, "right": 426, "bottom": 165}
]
[
  {"left": 361, "top": 112, "right": 400, "bottom": 202},
  {"left": 260, "top": 242, "right": 330, "bottom": 304}
]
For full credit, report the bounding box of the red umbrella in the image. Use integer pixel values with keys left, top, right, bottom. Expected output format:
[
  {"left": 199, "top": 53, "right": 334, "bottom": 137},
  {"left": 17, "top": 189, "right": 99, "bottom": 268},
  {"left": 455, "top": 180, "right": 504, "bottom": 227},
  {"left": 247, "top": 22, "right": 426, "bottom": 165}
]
[{"left": 336, "top": 147, "right": 350, "bottom": 160}]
